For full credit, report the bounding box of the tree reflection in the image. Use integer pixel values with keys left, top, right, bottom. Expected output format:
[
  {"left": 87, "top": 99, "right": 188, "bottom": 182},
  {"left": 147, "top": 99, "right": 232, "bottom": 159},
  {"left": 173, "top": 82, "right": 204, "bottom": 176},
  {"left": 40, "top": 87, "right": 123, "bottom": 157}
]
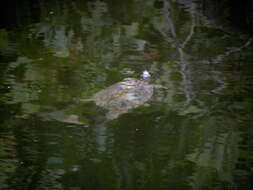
[{"left": 0, "top": 0, "right": 253, "bottom": 189}]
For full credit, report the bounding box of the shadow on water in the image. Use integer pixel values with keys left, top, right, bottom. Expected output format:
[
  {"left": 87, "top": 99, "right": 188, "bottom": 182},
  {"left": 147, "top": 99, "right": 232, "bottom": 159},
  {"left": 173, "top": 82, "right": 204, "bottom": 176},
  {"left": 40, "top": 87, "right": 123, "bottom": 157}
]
[{"left": 1, "top": 0, "right": 253, "bottom": 189}]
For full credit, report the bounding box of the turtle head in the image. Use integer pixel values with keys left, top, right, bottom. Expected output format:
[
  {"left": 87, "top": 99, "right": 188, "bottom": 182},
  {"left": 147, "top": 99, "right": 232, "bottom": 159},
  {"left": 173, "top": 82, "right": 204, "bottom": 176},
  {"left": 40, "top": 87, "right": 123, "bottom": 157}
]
[{"left": 141, "top": 70, "right": 151, "bottom": 81}]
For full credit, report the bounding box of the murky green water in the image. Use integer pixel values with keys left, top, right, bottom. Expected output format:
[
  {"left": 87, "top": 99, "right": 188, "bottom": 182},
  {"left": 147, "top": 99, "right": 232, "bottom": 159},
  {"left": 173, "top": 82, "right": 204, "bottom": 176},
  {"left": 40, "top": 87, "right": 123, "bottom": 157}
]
[{"left": 1, "top": 1, "right": 253, "bottom": 189}]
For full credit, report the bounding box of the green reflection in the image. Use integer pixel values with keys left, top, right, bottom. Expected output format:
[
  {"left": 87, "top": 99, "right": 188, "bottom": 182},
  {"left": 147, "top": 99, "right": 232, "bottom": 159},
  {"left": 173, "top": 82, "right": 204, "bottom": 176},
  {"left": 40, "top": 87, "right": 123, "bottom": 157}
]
[{"left": 0, "top": 0, "right": 253, "bottom": 190}]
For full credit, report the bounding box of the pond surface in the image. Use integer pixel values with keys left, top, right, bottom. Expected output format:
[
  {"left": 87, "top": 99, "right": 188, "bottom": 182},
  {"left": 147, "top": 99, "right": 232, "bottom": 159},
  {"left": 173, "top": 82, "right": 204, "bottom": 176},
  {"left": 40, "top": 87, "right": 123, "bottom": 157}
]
[{"left": 1, "top": 1, "right": 253, "bottom": 189}]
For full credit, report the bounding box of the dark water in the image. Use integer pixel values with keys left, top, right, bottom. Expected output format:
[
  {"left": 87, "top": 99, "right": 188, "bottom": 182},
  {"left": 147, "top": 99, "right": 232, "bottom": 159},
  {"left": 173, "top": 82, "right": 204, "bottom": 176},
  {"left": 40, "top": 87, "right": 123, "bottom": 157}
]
[{"left": 1, "top": 1, "right": 253, "bottom": 189}]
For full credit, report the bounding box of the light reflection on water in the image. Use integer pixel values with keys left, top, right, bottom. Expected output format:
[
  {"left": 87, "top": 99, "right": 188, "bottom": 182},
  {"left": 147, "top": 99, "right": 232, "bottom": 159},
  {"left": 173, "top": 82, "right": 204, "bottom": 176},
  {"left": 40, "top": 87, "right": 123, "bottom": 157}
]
[{"left": 0, "top": 0, "right": 253, "bottom": 189}]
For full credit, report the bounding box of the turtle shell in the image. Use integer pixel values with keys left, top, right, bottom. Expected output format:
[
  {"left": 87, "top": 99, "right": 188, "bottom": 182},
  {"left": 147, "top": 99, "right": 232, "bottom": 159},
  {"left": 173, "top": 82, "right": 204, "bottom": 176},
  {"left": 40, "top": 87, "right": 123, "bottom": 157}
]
[{"left": 91, "top": 78, "right": 154, "bottom": 120}]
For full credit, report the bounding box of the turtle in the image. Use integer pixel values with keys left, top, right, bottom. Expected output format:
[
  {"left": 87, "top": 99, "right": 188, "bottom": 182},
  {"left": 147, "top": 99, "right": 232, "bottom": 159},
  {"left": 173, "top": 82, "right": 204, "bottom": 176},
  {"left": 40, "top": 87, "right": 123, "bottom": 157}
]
[{"left": 82, "top": 71, "right": 165, "bottom": 120}]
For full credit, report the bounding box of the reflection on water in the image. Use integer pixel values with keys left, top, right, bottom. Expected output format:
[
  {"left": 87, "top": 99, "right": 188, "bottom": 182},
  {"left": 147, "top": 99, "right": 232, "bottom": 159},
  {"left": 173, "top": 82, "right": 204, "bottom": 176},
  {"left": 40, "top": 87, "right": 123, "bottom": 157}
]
[{"left": 1, "top": 0, "right": 253, "bottom": 189}]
